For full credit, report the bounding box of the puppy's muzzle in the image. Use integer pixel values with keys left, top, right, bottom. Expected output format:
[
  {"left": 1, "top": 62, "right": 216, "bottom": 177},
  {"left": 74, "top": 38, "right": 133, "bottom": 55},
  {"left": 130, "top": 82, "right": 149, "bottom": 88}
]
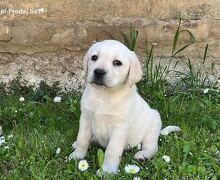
[
  {"left": 93, "top": 68, "right": 106, "bottom": 85},
  {"left": 94, "top": 68, "right": 106, "bottom": 78}
]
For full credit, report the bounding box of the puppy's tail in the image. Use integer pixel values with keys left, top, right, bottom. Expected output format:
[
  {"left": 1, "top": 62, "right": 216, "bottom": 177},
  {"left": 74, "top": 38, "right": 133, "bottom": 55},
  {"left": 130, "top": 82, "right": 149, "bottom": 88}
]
[{"left": 160, "top": 126, "right": 181, "bottom": 136}]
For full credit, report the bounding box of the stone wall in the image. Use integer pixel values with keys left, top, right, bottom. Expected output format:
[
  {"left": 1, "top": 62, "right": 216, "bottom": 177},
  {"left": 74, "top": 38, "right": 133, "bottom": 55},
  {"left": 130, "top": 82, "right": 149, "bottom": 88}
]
[{"left": 0, "top": 0, "right": 220, "bottom": 91}]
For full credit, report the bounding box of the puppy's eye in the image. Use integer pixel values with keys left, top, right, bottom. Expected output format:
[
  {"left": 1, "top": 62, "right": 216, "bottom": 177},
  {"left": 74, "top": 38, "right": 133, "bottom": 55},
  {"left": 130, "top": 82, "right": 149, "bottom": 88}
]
[
  {"left": 91, "top": 55, "right": 98, "bottom": 61},
  {"left": 113, "top": 60, "right": 122, "bottom": 66}
]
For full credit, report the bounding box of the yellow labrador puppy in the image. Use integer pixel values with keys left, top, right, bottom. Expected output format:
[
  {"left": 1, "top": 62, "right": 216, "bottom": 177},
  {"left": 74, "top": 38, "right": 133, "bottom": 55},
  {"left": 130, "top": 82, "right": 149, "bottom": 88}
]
[{"left": 69, "top": 40, "right": 162, "bottom": 174}]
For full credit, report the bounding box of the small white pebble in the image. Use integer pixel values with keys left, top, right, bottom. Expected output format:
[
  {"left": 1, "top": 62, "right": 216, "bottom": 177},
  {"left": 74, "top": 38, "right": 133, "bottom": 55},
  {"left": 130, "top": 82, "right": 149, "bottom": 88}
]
[
  {"left": 134, "top": 177, "right": 141, "bottom": 180},
  {"left": 56, "top": 148, "right": 61, "bottom": 154},
  {"left": 53, "top": 96, "right": 61, "bottom": 103},
  {"left": 0, "top": 136, "right": 5, "bottom": 145},
  {"left": 203, "top": 88, "right": 209, "bottom": 94},
  {"left": 7, "top": 134, "right": 13, "bottom": 139},
  {"left": 64, "top": 156, "right": 68, "bottom": 162},
  {"left": 19, "top": 97, "right": 25, "bottom": 102},
  {"left": 162, "top": 155, "right": 171, "bottom": 163}
]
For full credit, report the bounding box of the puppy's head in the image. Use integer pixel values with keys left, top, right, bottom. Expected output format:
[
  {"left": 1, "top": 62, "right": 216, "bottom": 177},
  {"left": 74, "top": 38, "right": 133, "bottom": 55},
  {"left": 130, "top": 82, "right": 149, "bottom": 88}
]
[{"left": 83, "top": 40, "right": 142, "bottom": 88}]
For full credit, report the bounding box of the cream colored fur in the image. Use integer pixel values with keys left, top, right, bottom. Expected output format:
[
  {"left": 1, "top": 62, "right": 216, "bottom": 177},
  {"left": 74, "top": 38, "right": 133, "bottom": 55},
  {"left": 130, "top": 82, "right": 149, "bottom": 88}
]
[{"left": 69, "top": 40, "right": 162, "bottom": 174}]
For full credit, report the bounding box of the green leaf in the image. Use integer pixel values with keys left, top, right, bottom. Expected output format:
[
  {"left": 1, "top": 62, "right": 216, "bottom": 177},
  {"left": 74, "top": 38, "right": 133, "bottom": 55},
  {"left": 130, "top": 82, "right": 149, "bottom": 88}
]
[
  {"left": 43, "top": 95, "right": 51, "bottom": 101},
  {"left": 97, "top": 149, "right": 105, "bottom": 168},
  {"left": 183, "top": 144, "right": 190, "bottom": 154},
  {"left": 211, "top": 176, "right": 217, "bottom": 180},
  {"left": 211, "top": 145, "right": 218, "bottom": 153},
  {"left": 183, "top": 143, "right": 191, "bottom": 161}
]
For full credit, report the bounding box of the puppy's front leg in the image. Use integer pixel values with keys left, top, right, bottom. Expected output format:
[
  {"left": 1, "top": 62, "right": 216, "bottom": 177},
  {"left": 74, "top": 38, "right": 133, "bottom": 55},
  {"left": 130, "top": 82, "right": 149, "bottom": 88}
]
[
  {"left": 69, "top": 112, "right": 92, "bottom": 160},
  {"left": 102, "top": 127, "right": 127, "bottom": 174}
]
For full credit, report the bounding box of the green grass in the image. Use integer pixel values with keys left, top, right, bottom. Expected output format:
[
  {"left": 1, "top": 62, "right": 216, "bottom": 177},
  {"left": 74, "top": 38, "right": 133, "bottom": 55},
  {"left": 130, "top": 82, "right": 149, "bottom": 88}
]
[
  {"left": 0, "top": 84, "right": 220, "bottom": 179},
  {"left": 1, "top": 19, "right": 220, "bottom": 179}
]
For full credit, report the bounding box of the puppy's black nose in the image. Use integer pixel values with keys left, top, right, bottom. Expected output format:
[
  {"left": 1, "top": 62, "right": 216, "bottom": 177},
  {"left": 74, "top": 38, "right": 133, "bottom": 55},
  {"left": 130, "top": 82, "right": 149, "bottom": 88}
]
[{"left": 94, "top": 68, "right": 106, "bottom": 78}]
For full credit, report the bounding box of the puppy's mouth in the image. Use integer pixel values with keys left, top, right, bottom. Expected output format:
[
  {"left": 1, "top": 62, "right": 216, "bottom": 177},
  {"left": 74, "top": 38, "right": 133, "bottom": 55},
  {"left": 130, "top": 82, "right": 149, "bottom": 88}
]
[
  {"left": 91, "top": 78, "right": 108, "bottom": 87},
  {"left": 92, "top": 80, "right": 105, "bottom": 86}
]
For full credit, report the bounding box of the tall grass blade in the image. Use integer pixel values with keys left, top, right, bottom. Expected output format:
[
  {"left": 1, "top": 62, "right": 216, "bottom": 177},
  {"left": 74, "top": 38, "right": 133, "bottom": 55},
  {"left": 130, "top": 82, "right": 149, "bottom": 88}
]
[
  {"left": 122, "top": 26, "right": 138, "bottom": 51},
  {"left": 121, "top": 32, "right": 129, "bottom": 49},
  {"left": 172, "top": 17, "right": 181, "bottom": 56},
  {"left": 203, "top": 44, "right": 208, "bottom": 64},
  {"left": 130, "top": 27, "right": 138, "bottom": 51},
  {"left": 172, "top": 29, "right": 196, "bottom": 57}
]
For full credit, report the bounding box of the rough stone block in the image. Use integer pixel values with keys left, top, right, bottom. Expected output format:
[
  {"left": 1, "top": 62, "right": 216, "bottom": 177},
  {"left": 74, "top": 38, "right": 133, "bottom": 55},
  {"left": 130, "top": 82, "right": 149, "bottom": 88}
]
[{"left": 0, "top": 25, "right": 11, "bottom": 41}]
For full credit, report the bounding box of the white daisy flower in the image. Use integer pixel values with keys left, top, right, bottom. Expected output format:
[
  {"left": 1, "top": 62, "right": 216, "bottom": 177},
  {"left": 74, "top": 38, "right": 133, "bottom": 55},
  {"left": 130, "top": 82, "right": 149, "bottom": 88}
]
[
  {"left": 0, "top": 136, "right": 6, "bottom": 145},
  {"left": 134, "top": 177, "right": 141, "bottom": 180},
  {"left": 162, "top": 155, "right": 170, "bottom": 163},
  {"left": 8, "top": 134, "right": 13, "bottom": 139},
  {"left": 78, "top": 160, "right": 89, "bottom": 171},
  {"left": 203, "top": 88, "right": 209, "bottom": 94},
  {"left": 56, "top": 148, "right": 61, "bottom": 154},
  {"left": 53, "top": 96, "right": 61, "bottom": 103},
  {"left": 19, "top": 97, "right": 25, "bottom": 102},
  {"left": 125, "top": 164, "right": 140, "bottom": 174}
]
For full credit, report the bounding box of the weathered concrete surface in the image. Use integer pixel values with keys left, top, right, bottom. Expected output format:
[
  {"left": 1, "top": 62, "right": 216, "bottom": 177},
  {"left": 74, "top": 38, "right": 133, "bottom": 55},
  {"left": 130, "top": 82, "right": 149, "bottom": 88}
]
[{"left": 0, "top": 0, "right": 219, "bottom": 90}]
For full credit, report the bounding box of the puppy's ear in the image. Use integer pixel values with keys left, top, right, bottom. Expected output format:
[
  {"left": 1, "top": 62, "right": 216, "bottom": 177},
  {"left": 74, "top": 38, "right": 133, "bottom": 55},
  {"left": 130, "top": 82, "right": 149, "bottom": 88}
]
[
  {"left": 82, "top": 51, "right": 89, "bottom": 76},
  {"left": 128, "top": 51, "right": 142, "bottom": 87}
]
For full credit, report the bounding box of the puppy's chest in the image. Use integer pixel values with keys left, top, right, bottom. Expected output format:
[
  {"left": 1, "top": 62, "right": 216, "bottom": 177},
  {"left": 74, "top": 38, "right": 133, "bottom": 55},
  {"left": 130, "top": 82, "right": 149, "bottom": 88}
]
[
  {"left": 81, "top": 94, "right": 128, "bottom": 147},
  {"left": 90, "top": 111, "right": 117, "bottom": 147}
]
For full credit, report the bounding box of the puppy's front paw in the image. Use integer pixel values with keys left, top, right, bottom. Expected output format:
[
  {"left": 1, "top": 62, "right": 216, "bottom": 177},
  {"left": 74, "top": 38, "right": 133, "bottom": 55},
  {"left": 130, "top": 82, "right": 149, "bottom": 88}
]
[
  {"left": 134, "top": 150, "right": 149, "bottom": 161},
  {"left": 101, "top": 164, "right": 118, "bottom": 174},
  {"left": 68, "top": 150, "right": 85, "bottom": 160}
]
